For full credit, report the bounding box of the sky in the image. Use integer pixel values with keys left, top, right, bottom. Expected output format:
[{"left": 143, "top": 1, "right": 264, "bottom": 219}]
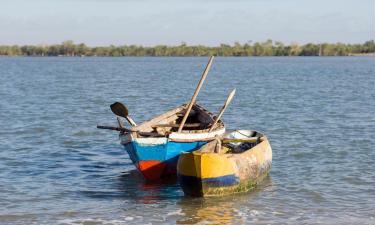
[{"left": 1, "top": 0, "right": 374, "bottom": 46}]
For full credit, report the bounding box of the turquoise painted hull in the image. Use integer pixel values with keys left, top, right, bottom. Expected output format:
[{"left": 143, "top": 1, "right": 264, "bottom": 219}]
[{"left": 123, "top": 139, "right": 207, "bottom": 180}]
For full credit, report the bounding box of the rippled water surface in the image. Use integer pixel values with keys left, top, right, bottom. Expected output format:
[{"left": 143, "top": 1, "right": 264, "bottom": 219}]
[{"left": 1, "top": 57, "right": 375, "bottom": 224}]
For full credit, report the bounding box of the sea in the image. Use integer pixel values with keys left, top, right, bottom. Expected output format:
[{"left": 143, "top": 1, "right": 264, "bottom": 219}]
[{"left": 0, "top": 57, "right": 374, "bottom": 224}]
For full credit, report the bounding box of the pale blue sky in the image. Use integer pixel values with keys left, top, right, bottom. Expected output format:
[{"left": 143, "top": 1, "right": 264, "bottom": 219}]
[{"left": 1, "top": 0, "right": 374, "bottom": 46}]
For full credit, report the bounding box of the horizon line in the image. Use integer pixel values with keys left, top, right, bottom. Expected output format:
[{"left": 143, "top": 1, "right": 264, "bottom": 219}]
[{"left": 1, "top": 39, "right": 374, "bottom": 47}]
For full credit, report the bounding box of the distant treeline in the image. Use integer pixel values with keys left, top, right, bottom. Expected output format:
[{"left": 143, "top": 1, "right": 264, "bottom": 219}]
[{"left": 1, "top": 40, "right": 375, "bottom": 56}]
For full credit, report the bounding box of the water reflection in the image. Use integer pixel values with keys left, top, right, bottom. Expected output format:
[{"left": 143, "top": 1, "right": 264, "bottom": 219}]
[
  {"left": 176, "top": 176, "right": 274, "bottom": 224},
  {"left": 110, "top": 168, "right": 275, "bottom": 224},
  {"left": 114, "top": 169, "right": 275, "bottom": 224},
  {"left": 176, "top": 198, "right": 238, "bottom": 224},
  {"left": 115, "top": 170, "right": 183, "bottom": 204}
]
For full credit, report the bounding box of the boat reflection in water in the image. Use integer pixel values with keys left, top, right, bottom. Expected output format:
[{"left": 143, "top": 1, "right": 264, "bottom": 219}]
[
  {"left": 176, "top": 198, "right": 238, "bottom": 224},
  {"left": 113, "top": 168, "right": 274, "bottom": 223},
  {"left": 115, "top": 169, "right": 182, "bottom": 204},
  {"left": 176, "top": 176, "right": 274, "bottom": 224}
]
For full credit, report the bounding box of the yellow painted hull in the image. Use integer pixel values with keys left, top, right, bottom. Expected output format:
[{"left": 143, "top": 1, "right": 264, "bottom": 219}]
[{"left": 177, "top": 131, "right": 272, "bottom": 197}]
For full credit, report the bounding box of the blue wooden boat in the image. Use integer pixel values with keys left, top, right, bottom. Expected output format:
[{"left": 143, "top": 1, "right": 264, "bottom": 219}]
[{"left": 120, "top": 104, "right": 225, "bottom": 181}]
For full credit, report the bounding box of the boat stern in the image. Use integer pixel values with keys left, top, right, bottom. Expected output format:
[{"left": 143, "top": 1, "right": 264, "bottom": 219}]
[
  {"left": 121, "top": 133, "right": 207, "bottom": 181},
  {"left": 177, "top": 151, "right": 240, "bottom": 197}
]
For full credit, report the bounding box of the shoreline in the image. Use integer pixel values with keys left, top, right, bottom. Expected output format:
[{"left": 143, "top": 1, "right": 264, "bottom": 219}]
[
  {"left": 1, "top": 40, "right": 374, "bottom": 57},
  {"left": 1, "top": 55, "right": 374, "bottom": 57}
]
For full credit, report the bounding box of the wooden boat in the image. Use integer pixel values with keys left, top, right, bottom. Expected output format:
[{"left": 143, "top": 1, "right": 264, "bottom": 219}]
[
  {"left": 177, "top": 130, "right": 272, "bottom": 197},
  {"left": 120, "top": 104, "right": 225, "bottom": 181}
]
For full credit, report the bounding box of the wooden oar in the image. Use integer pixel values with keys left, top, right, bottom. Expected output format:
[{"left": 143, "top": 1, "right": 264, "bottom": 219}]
[
  {"left": 222, "top": 137, "right": 260, "bottom": 144},
  {"left": 97, "top": 125, "right": 129, "bottom": 132},
  {"left": 116, "top": 117, "right": 124, "bottom": 128},
  {"left": 178, "top": 56, "right": 214, "bottom": 132},
  {"left": 209, "top": 89, "right": 236, "bottom": 132},
  {"left": 110, "top": 102, "right": 137, "bottom": 126},
  {"left": 152, "top": 123, "right": 201, "bottom": 128},
  {"left": 97, "top": 125, "right": 162, "bottom": 137}
]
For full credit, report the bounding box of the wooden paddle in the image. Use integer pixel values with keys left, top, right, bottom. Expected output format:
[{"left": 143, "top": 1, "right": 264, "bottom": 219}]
[
  {"left": 97, "top": 125, "right": 130, "bottom": 132},
  {"left": 222, "top": 137, "right": 260, "bottom": 144},
  {"left": 178, "top": 56, "right": 214, "bottom": 132},
  {"left": 110, "top": 102, "right": 137, "bottom": 126},
  {"left": 152, "top": 123, "right": 201, "bottom": 128},
  {"left": 97, "top": 125, "right": 163, "bottom": 137},
  {"left": 209, "top": 89, "right": 236, "bottom": 132}
]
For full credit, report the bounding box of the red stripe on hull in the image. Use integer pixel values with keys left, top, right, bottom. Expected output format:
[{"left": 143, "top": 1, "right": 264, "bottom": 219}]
[{"left": 138, "top": 160, "right": 167, "bottom": 180}]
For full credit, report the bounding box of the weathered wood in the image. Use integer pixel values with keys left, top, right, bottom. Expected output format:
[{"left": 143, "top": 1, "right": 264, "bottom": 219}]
[
  {"left": 178, "top": 56, "right": 214, "bottom": 132},
  {"left": 97, "top": 125, "right": 162, "bottom": 137},
  {"left": 97, "top": 125, "right": 129, "bottom": 132},
  {"left": 130, "top": 104, "right": 222, "bottom": 134},
  {"left": 222, "top": 137, "right": 259, "bottom": 143},
  {"left": 126, "top": 116, "right": 137, "bottom": 126},
  {"left": 177, "top": 130, "right": 272, "bottom": 197},
  {"left": 133, "top": 106, "right": 184, "bottom": 132},
  {"left": 152, "top": 123, "right": 201, "bottom": 128},
  {"left": 117, "top": 117, "right": 124, "bottom": 128},
  {"left": 209, "top": 89, "right": 236, "bottom": 132}
]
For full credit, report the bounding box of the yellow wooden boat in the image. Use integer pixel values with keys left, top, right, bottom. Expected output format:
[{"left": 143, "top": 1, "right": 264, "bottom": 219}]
[{"left": 177, "top": 130, "right": 272, "bottom": 197}]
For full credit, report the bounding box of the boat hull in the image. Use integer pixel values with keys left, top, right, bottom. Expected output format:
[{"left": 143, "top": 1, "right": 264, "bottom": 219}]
[
  {"left": 177, "top": 132, "right": 272, "bottom": 196},
  {"left": 118, "top": 103, "right": 226, "bottom": 181},
  {"left": 122, "top": 135, "right": 208, "bottom": 180}
]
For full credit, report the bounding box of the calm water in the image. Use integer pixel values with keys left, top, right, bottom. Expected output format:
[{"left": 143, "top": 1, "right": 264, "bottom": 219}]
[{"left": 0, "top": 57, "right": 374, "bottom": 224}]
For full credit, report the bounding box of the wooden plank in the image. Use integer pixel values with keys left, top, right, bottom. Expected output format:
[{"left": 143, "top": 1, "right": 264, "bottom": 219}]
[
  {"left": 152, "top": 123, "right": 201, "bottom": 128},
  {"left": 222, "top": 137, "right": 259, "bottom": 143},
  {"left": 97, "top": 125, "right": 162, "bottom": 137}
]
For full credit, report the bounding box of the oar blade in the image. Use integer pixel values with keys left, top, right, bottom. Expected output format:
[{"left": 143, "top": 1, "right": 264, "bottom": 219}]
[
  {"left": 224, "top": 89, "right": 236, "bottom": 107},
  {"left": 110, "top": 102, "right": 129, "bottom": 118},
  {"left": 208, "top": 88, "right": 236, "bottom": 132}
]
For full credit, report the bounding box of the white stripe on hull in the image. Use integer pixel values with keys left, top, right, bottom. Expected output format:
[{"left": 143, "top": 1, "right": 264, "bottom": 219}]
[{"left": 120, "top": 127, "right": 225, "bottom": 145}]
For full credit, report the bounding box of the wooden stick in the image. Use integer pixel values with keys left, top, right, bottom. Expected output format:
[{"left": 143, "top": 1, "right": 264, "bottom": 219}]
[
  {"left": 222, "top": 137, "right": 260, "bottom": 143},
  {"left": 178, "top": 56, "right": 214, "bottom": 132},
  {"left": 209, "top": 89, "right": 236, "bottom": 132},
  {"left": 117, "top": 117, "right": 124, "bottom": 128},
  {"left": 97, "top": 125, "right": 161, "bottom": 137},
  {"left": 152, "top": 123, "right": 201, "bottom": 128},
  {"left": 97, "top": 125, "right": 129, "bottom": 132},
  {"left": 126, "top": 116, "right": 137, "bottom": 126}
]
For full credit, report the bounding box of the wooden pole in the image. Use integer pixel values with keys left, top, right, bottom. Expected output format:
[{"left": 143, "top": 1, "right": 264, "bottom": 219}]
[
  {"left": 178, "top": 56, "right": 214, "bottom": 133},
  {"left": 117, "top": 117, "right": 124, "bottom": 128},
  {"left": 221, "top": 137, "right": 259, "bottom": 144},
  {"left": 208, "top": 89, "right": 236, "bottom": 132},
  {"left": 97, "top": 125, "right": 129, "bottom": 132},
  {"left": 126, "top": 116, "right": 137, "bottom": 126},
  {"left": 97, "top": 125, "right": 161, "bottom": 137}
]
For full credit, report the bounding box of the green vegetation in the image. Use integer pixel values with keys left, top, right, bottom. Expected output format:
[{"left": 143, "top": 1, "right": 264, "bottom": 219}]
[{"left": 1, "top": 40, "right": 375, "bottom": 56}]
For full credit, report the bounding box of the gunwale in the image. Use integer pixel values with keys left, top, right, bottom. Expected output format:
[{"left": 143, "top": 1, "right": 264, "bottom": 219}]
[{"left": 121, "top": 104, "right": 225, "bottom": 144}]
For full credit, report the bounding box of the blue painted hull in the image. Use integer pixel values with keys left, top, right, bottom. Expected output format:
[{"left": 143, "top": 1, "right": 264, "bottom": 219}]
[{"left": 123, "top": 139, "right": 207, "bottom": 180}]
